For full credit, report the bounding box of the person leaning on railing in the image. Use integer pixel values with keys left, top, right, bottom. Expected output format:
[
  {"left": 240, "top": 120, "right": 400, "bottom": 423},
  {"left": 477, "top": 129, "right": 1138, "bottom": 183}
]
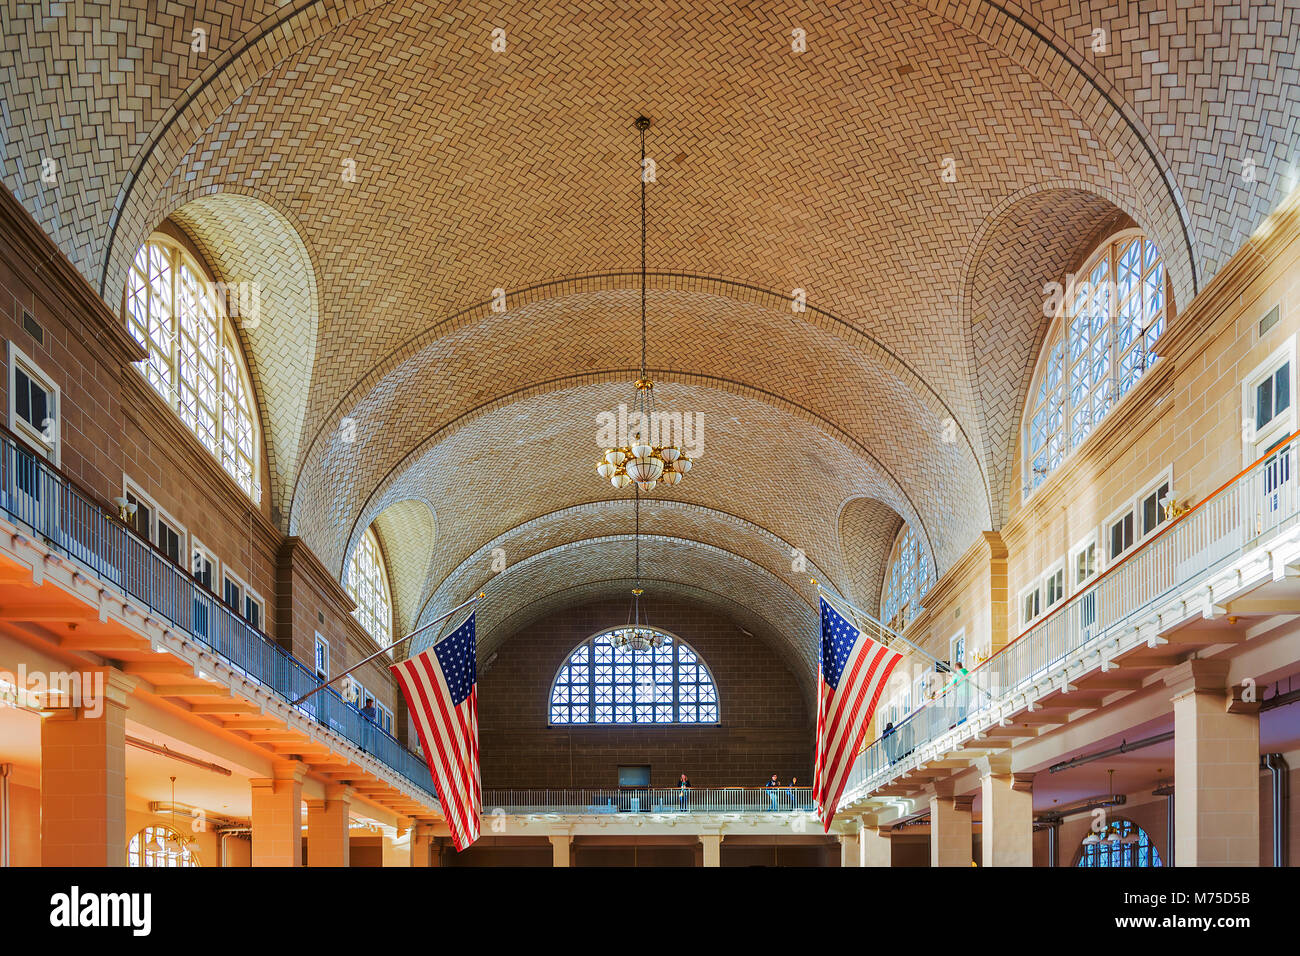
[
  {"left": 766, "top": 773, "right": 781, "bottom": 810},
  {"left": 678, "top": 772, "right": 691, "bottom": 811}
]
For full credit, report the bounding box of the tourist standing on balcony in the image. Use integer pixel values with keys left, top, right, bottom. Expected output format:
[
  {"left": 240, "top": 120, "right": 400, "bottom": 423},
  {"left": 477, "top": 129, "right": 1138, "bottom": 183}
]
[
  {"left": 787, "top": 776, "right": 800, "bottom": 810},
  {"left": 766, "top": 773, "right": 781, "bottom": 810},
  {"left": 883, "top": 721, "right": 897, "bottom": 764},
  {"left": 679, "top": 773, "right": 691, "bottom": 811},
  {"left": 360, "top": 697, "right": 378, "bottom": 754}
]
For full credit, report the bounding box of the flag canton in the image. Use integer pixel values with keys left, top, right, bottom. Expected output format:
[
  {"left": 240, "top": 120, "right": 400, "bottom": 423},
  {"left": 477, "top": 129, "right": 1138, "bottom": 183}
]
[
  {"left": 433, "top": 614, "right": 477, "bottom": 705},
  {"left": 820, "top": 597, "right": 859, "bottom": 690}
]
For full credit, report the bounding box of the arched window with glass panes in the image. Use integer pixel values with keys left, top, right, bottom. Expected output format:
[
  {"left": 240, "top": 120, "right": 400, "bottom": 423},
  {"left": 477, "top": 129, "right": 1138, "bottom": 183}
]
[
  {"left": 124, "top": 235, "right": 262, "bottom": 500},
  {"left": 127, "top": 826, "right": 200, "bottom": 867},
  {"left": 1074, "top": 818, "right": 1163, "bottom": 867},
  {"left": 548, "top": 628, "right": 719, "bottom": 725},
  {"left": 1024, "top": 230, "right": 1171, "bottom": 497},
  {"left": 881, "top": 524, "right": 931, "bottom": 631},
  {"left": 346, "top": 527, "right": 394, "bottom": 650}
]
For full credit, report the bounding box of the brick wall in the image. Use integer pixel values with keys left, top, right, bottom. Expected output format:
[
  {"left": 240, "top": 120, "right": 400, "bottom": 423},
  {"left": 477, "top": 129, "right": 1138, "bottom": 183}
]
[{"left": 478, "top": 597, "right": 813, "bottom": 789}]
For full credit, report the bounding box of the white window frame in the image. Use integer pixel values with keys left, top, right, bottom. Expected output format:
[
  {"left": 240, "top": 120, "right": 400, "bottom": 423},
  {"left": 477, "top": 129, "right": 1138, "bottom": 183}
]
[
  {"left": 190, "top": 537, "right": 219, "bottom": 592},
  {"left": 1019, "top": 581, "right": 1043, "bottom": 628},
  {"left": 1135, "top": 467, "right": 1175, "bottom": 539},
  {"left": 314, "top": 633, "right": 329, "bottom": 681},
  {"left": 1243, "top": 335, "right": 1297, "bottom": 465},
  {"left": 375, "top": 701, "right": 394, "bottom": 734},
  {"left": 1043, "top": 559, "right": 1067, "bottom": 610},
  {"left": 221, "top": 568, "right": 263, "bottom": 630},
  {"left": 8, "top": 341, "right": 59, "bottom": 466},
  {"left": 1104, "top": 501, "right": 1136, "bottom": 562},
  {"left": 123, "top": 476, "right": 188, "bottom": 567},
  {"left": 1070, "top": 533, "right": 1099, "bottom": 590},
  {"left": 948, "top": 628, "right": 967, "bottom": 670}
]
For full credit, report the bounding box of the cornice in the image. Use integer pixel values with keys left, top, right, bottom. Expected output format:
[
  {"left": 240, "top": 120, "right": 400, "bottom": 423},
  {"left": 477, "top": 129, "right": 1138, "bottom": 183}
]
[
  {"left": 280, "top": 535, "right": 357, "bottom": 618},
  {"left": 0, "top": 187, "right": 144, "bottom": 368}
]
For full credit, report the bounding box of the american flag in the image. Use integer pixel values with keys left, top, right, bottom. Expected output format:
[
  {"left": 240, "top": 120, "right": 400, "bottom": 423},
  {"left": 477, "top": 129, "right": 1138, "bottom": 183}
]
[
  {"left": 390, "top": 612, "right": 481, "bottom": 851},
  {"left": 814, "top": 596, "right": 903, "bottom": 831}
]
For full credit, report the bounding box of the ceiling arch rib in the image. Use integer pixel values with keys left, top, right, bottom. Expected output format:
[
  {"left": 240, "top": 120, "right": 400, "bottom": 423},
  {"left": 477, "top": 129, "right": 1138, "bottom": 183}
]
[
  {"left": 293, "top": 289, "right": 989, "bottom": 580},
  {"left": 484, "top": 580, "right": 820, "bottom": 713},
  {"left": 410, "top": 534, "right": 820, "bottom": 702},
  {"left": 413, "top": 498, "right": 842, "bottom": 638}
]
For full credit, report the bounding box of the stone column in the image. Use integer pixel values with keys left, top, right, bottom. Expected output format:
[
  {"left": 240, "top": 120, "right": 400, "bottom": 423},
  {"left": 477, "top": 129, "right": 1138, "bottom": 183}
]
[
  {"left": 838, "top": 830, "right": 860, "bottom": 866},
  {"left": 1165, "top": 660, "right": 1260, "bottom": 866},
  {"left": 700, "top": 832, "right": 723, "bottom": 867},
  {"left": 979, "top": 757, "right": 1035, "bottom": 867},
  {"left": 251, "top": 760, "right": 305, "bottom": 866},
  {"left": 549, "top": 832, "right": 571, "bottom": 867},
  {"left": 382, "top": 823, "right": 411, "bottom": 867},
  {"left": 411, "top": 824, "right": 436, "bottom": 867},
  {"left": 929, "top": 783, "right": 974, "bottom": 867},
  {"left": 40, "top": 668, "right": 136, "bottom": 866},
  {"left": 859, "top": 817, "right": 893, "bottom": 867},
  {"left": 306, "top": 785, "right": 352, "bottom": 867}
]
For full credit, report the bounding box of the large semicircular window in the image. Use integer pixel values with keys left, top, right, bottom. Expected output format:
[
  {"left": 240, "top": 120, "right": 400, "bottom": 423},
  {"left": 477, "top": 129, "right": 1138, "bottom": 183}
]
[
  {"left": 1024, "top": 230, "right": 1169, "bottom": 497},
  {"left": 124, "top": 235, "right": 262, "bottom": 501},
  {"left": 548, "top": 628, "right": 720, "bottom": 725}
]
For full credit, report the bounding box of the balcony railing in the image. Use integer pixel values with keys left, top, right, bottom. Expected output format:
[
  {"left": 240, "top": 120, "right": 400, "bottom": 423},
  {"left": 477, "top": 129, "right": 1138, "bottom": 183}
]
[
  {"left": 0, "top": 431, "right": 435, "bottom": 799},
  {"left": 841, "top": 429, "right": 1300, "bottom": 801},
  {"left": 482, "top": 787, "right": 815, "bottom": 815}
]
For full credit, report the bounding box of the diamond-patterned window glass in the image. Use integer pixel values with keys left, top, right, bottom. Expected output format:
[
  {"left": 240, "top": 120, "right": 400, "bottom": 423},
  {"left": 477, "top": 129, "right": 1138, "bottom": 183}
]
[
  {"left": 345, "top": 526, "right": 394, "bottom": 649},
  {"left": 548, "top": 629, "right": 719, "bottom": 725},
  {"left": 125, "top": 236, "right": 262, "bottom": 502},
  {"left": 881, "top": 523, "right": 932, "bottom": 631},
  {"left": 1025, "top": 232, "right": 1167, "bottom": 497}
]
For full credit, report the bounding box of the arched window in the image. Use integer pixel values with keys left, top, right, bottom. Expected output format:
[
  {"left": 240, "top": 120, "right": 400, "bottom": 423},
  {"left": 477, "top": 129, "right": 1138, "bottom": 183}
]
[
  {"left": 1074, "top": 818, "right": 1163, "bottom": 867},
  {"left": 1024, "top": 230, "right": 1169, "bottom": 496},
  {"left": 124, "top": 235, "right": 261, "bottom": 501},
  {"left": 549, "top": 628, "right": 719, "bottom": 725},
  {"left": 346, "top": 527, "right": 393, "bottom": 649},
  {"left": 127, "top": 826, "right": 201, "bottom": 867},
  {"left": 881, "top": 524, "right": 931, "bottom": 631}
]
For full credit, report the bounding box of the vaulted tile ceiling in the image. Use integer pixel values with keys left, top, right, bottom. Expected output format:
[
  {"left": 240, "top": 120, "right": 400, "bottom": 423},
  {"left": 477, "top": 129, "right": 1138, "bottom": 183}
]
[{"left": 3, "top": 1, "right": 1297, "bottom": 678}]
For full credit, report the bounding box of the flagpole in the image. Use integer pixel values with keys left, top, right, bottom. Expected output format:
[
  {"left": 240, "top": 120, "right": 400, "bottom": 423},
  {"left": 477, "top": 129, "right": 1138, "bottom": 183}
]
[
  {"left": 811, "top": 580, "right": 994, "bottom": 703},
  {"left": 290, "top": 592, "right": 484, "bottom": 707}
]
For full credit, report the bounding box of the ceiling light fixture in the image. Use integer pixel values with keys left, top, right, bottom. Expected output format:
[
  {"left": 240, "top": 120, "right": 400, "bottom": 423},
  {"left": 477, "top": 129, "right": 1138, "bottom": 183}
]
[
  {"left": 595, "top": 116, "right": 694, "bottom": 493},
  {"left": 609, "top": 487, "right": 664, "bottom": 652}
]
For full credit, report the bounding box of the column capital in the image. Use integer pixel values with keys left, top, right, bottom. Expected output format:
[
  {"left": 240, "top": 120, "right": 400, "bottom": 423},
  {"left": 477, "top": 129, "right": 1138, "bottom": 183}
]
[
  {"left": 952, "top": 794, "right": 975, "bottom": 812},
  {"left": 976, "top": 753, "right": 1014, "bottom": 778},
  {"left": 1163, "top": 659, "right": 1230, "bottom": 700},
  {"left": 1010, "top": 772, "right": 1035, "bottom": 793}
]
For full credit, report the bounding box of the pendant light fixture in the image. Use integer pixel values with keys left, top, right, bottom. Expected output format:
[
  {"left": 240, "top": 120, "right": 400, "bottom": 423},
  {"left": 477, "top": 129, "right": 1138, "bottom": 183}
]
[
  {"left": 595, "top": 116, "right": 694, "bottom": 493},
  {"left": 610, "top": 487, "right": 664, "bottom": 651}
]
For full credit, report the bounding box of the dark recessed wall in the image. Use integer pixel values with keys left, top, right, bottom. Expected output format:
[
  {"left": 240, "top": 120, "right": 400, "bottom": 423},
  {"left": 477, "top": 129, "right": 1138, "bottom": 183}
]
[{"left": 478, "top": 598, "right": 813, "bottom": 789}]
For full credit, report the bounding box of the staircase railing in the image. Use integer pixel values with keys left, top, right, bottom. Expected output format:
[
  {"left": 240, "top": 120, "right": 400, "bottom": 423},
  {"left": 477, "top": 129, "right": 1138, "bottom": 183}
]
[{"left": 482, "top": 787, "right": 815, "bottom": 814}]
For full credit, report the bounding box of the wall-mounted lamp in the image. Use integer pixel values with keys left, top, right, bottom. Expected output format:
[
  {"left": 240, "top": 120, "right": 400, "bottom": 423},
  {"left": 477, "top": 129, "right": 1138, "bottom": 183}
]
[
  {"left": 1159, "top": 492, "right": 1190, "bottom": 521},
  {"left": 112, "top": 497, "right": 137, "bottom": 523}
]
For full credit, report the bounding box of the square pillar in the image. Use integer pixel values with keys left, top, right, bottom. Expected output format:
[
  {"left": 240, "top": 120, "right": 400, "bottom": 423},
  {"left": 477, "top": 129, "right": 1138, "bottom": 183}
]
[
  {"left": 979, "top": 758, "right": 1035, "bottom": 867},
  {"left": 860, "top": 817, "right": 893, "bottom": 867},
  {"left": 549, "top": 832, "right": 571, "bottom": 867},
  {"left": 412, "top": 824, "right": 436, "bottom": 867},
  {"left": 306, "top": 785, "right": 352, "bottom": 867},
  {"left": 699, "top": 832, "right": 722, "bottom": 867},
  {"left": 1166, "top": 661, "right": 1260, "bottom": 866},
  {"left": 251, "top": 760, "right": 305, "bottom": 867},
  {"left": 929, "top": 785, "right": 973, "bottom": 867},
  {"left": 382, "top": 824, "right": 411, "bottom": 867},
  {"left": 838, "top": 831, "right": 860, "bottom": 866},
  {"left": 40, "top": 668, "right": 136, "bottom": 866}
]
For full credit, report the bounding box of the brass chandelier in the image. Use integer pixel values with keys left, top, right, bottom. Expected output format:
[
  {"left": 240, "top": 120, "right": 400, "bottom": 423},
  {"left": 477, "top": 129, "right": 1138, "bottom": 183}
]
[{"left": 595, "top": 116, "right": 694, "bottom": 493}]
